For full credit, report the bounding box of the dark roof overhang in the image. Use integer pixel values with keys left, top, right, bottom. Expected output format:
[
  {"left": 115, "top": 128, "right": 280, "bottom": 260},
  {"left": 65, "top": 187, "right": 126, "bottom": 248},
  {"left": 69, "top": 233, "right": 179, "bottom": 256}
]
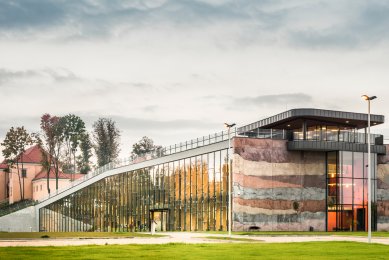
[
  {"left": 238, "top": 108, "right": 385, "bottom": 133},
  {"left": 287, "top": 141, "right": 386, "bottom": 155}
]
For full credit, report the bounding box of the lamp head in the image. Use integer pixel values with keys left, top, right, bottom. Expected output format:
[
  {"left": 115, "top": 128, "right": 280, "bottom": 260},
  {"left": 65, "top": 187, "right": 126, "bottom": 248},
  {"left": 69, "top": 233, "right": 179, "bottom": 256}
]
[
  {"left": 224, "top": 123, "right": 236, "bottom": 128},
  {"left": 362, "top": 95, "right": 377, "bottom": 101}
]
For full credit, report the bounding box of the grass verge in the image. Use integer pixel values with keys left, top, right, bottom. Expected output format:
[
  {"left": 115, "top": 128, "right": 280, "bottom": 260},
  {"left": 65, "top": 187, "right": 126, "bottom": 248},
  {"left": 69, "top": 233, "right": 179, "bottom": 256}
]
[{"left": 0, "top": 242, "right": 388, "bottom": 259}]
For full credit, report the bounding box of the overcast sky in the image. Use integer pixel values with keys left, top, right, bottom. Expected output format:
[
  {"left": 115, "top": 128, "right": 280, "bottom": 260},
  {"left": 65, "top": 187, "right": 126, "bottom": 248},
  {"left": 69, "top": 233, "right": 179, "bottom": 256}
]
[{"left": 1, "top": 0, "right": 389, "bottom": 160}]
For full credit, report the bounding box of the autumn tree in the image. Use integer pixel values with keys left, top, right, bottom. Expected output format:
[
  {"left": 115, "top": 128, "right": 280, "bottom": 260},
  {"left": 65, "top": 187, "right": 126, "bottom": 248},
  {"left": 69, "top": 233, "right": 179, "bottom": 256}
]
[
  {"left": 131, "top": 136, "right": 162, "bottom": 158},
  {"left": 92, "top": 118, "right": 120, "bottom": 167},
  {"left": 1, "top": 126, "right": 36, "bottom": 201},
  {"left": 76, "top": 133, "right": 93, "bottom": 174}
]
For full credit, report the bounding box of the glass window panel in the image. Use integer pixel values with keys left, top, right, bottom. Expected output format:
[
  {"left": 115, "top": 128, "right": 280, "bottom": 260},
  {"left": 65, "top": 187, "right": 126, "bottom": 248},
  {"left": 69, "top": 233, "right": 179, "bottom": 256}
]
[
  {"left": 340, "top": 151, "right": 352, "bottom": 178},
  {"left": 353, "top": 152, "right": 363, "bottom": 178},
  {"left": 354, "top": 179, "right": 364, "bottom": 205},
  {"left": 340, "top": 178, "right": 353, "bottom": 204}
]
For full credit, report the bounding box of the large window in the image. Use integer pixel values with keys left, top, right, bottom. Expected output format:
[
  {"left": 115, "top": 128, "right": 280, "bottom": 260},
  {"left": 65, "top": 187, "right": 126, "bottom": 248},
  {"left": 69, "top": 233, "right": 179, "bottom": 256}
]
[
  {"left": 39, "top": 149, "right": 229, "bottom": 232},
  {"left": 327, "top": 151, "right": 377, "bottom": 231}
]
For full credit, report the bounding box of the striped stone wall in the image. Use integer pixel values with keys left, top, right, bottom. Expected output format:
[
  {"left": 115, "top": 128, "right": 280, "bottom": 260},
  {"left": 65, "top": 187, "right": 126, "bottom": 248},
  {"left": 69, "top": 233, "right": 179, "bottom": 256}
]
[
  {"left": 232, "top": 137, "right": 326, "bottom": 231},
  {"left": 377, "top": 144, "right": 389, "bottom": 231}
]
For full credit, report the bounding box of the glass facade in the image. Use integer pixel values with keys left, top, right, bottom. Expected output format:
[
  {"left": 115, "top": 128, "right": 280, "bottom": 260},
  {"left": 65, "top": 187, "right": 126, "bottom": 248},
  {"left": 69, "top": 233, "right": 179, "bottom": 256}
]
[
  {"left": 293, "top": 125, "right": 378, "bottom": 144},
  {"left": 327, "top": 151, "right": 377, "bottom": 231},
  {"left": 39, "top": 149, "right": 229, "bottom": 232}
]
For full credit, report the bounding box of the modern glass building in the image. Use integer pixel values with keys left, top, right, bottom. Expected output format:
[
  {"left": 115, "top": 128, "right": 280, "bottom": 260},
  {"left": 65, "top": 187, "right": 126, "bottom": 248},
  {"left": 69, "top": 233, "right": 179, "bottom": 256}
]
[{"left": 37, "top": 108, "right": 389, "bottom": 232}]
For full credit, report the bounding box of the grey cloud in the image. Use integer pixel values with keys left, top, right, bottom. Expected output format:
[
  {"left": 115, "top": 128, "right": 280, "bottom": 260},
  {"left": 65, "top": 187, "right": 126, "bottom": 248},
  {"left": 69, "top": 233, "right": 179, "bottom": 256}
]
[
  {"left": 0, "top": 0, "right": 283, "bottom": 40},
  {"left": 143, "top": 105, "right": 159, "bottom": 113},
  {"left": 82, "top": 115, "right": 220, "bottom": 132},
  {"left": 0, "top": 0, "right": 67, "bottom": 29},
  {"left": 287, "top": 1, "right": 389, "bottom": 49},
  {"left": 0, "top": 115, "right": 42, "bottom": 144},
  {"left": 233, "top": 93, "right": 313, "bottom": 107},
  {"left": 0, "top": 68, "right": 154, "bottom": 95},
  {"left": 0, "top": 68, "right": 81, "bottom": 85},
  {"left": 1, "top": 1, "right": 388, "bottom": 48},
  {"left": 201, "top": 93, "right": 313, "bottom": 107}
]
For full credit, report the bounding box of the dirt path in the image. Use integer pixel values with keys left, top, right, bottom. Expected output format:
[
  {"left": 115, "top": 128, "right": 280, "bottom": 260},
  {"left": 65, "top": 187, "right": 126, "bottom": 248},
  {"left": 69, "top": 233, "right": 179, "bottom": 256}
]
[{"left": 0, "top": 232, "right": 388, "bottom": 247}]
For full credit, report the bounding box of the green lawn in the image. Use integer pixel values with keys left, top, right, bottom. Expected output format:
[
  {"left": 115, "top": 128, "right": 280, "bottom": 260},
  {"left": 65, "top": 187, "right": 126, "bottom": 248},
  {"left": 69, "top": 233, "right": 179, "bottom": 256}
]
[
  {"left": 0, "top": 232, "right": 162, "bottom": 239},
  {"left": 1, "top": 242, "right": 389, "bottom": 259}
]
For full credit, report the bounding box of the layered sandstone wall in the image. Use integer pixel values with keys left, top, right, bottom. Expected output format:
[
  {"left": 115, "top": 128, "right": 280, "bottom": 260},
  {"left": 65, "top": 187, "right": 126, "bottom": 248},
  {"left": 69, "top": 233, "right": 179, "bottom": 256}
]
[
  {"left": 232, "top": 137, "right": 326, "bottom": 231},
  {"left": 377, "top": 144, "right": 389, "bottom": 231}
]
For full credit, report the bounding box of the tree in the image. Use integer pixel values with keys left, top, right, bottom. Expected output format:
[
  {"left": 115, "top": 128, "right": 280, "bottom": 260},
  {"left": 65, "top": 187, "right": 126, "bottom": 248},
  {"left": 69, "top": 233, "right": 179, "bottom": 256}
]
[
  {"left": 92, "top": 118, "right": 120, "bottom": 167},
  {"left": 39, "top": 114, "right": 65, "bottom": 192},
  {"left": 131, "top": 136, "right": 162, "bottom": 158},
  {"left": 61, "top": 114, "right": 86, "bottom": 174},
  {"left": 76, "top": 133, "right": 93, "bottom": 174},
  {"left": 1, "top": 126, "right": 36, "bottom": 201}
]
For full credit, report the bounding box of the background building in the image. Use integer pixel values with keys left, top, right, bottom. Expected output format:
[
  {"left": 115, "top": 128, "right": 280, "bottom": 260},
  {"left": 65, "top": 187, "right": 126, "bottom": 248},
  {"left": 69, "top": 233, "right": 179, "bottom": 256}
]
[{"left": 0, "top": 145, "right": 82, "bottom": 205}]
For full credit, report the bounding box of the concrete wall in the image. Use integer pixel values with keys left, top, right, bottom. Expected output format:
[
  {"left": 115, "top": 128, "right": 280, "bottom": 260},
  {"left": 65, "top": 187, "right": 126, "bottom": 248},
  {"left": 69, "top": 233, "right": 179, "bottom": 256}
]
[
  {"left": 377, "top": 144, "right": 389, "bottom": 231},
  {"left": 0, "top": 206, "right": 37, "bottom": 232},
  {"left": 32, "top": 179, "right": 72, "bottom": 201},
  {"left": 232, "top": 137, "right": 326, "bottom": 231},
  {"left": 40, "top": 208, "right": 92, "bottom": 232}
]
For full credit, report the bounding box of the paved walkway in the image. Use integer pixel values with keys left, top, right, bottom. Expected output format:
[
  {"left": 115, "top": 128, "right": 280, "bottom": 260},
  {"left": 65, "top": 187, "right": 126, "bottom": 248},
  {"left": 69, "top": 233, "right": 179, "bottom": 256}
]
[{"left": 1, "top": 232, "right": 389, "bottom": 247}]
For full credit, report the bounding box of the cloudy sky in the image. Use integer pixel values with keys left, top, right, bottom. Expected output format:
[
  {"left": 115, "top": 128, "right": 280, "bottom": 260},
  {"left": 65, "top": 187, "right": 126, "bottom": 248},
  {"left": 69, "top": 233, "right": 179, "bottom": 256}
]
[{"left": 1, "top": 0, "right": 389, "bottom": 160}]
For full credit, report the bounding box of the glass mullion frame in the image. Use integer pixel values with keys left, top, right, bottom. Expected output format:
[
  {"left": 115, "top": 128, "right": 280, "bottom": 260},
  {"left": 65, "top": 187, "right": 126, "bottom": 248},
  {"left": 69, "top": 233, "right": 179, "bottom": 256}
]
[
  {"left": 200, "top": 154, "right": 204, "bottom": 231},
  {"left": 189, "top": 157, "right": 192, "bottom": 231},
  {"left": 103, "top": 179, "right": 107, "bottom": 232},
  {"left": 98, "top": 181, "right": 102, "bottom": 232},
  {"left": 78, "top": 190, "right": 81, "bottom": 232},
  {"left": 119, "top": 174, "right": 122, "bottom": 231},
  {"left": 217, "top": 150, "right": 223, "bottom": 230},
  {"left": 206, "top": 153, "right": 210, "bottom": 231},
  {"left": 184, "top": 158, "right": 188, "bottom": 231},
  {"left": 124, "top": 175, "right": 127, "bottom": 232},
  {"left": 47, "top": 204, "right": 50, "bottom": 232},
  {"left": 137, "top": 170, "right": 141, "bottom": 230},
  {"left": 176, "top": 160, "right": 180, "bottom": 231},
  {"left": 211, "top": 151, "right": 216, "bottom": 231},
  {"left": 195, "top": 156, "right": 199, "bottom": 231},
  {"left": 172, "top": 161, "right": 175, "bottom": 231},
  {"left": 352, "top": 152, "right": 355, "bottom": 231},
  {"left": 129, "top": 172, "right": 133, "bottom": 231},
  {"left": 147, "top": 168, "right": 151, "bottom": 232}
]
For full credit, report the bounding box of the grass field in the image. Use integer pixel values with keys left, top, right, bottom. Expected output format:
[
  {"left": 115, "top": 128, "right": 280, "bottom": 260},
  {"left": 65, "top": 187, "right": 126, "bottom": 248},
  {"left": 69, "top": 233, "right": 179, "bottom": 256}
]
[
  {"left": 0, "top": 242, "right": 389, "bottom": 259},
  {"left": 0, "top": 232, "right": 162, "bottom": 239}
]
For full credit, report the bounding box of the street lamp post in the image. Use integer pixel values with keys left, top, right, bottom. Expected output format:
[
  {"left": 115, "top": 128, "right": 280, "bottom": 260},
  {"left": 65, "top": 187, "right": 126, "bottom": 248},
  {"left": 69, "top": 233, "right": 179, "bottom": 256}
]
[
  {"left": 362, "top": 94, "right": 377, "bottom": 243},
  {"left": 224, "top": 123, "right": 236, "bottom": 237}
]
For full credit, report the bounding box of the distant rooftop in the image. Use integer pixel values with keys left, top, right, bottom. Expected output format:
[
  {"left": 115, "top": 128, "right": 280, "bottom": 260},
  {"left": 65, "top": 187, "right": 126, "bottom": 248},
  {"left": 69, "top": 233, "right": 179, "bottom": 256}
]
[{"left": 238, "top": 108, "right": 385, "bottom": 134}]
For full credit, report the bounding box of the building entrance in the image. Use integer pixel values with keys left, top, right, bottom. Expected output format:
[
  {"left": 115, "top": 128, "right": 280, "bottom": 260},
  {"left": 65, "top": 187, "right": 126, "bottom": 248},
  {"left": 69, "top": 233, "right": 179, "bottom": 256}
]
[
  {"left": 326, "top": 151, "right": 376, "bottom": 231},
  {"left": 150, "top": 210, "right": 168, "bottom": 232}
]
